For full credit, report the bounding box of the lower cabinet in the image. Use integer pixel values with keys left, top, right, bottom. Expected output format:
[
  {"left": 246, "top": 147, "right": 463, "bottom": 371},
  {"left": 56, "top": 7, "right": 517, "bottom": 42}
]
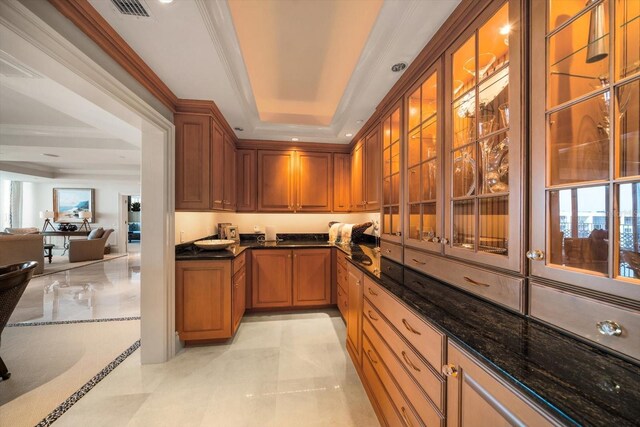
[
  {"left": 232, "top": 265, "right": 246, "bottom": 333},
  {"left": 445, "top": 341, "right": 557, "bottom": 427},
  {"left": 347, "top": 262, "right": 363, "bottom": 362},
  {"left": 252, "top": 248, "right": 331, "bottom": 309},
  {"left": 176, "top": 260, "right": 232, "bottom": 341}
]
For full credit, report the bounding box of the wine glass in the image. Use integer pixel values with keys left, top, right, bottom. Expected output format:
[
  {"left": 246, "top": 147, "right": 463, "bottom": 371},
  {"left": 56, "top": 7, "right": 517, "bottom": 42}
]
[{"left": 463, "top": 53, "right": 496, "bottom": 79}]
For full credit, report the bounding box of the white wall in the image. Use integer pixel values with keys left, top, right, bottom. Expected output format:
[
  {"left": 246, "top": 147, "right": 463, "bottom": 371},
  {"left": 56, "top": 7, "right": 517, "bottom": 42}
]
[
  {"left": 175, "top": 211, "right": 380, "bottom": 243},
  {"left": 27, "top": 179, "right": 140, "bottom": 252}
]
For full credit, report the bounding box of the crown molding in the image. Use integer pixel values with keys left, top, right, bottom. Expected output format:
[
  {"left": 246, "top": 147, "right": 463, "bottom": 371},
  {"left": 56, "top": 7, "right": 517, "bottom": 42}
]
[
  {"left": 174, "top": 99, "right": 237, "bottom": 139},
  {"left": 0, "top": 123, "right": 114, "bottom": 139},
  {"left": 237, "top": 139, "right": 350, "bottom": 154}
]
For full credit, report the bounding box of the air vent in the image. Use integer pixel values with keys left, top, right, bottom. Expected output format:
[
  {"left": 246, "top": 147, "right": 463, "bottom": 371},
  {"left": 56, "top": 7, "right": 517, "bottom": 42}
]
[{"left": 111, "top": 0, "right": 150, "bottom": 17}]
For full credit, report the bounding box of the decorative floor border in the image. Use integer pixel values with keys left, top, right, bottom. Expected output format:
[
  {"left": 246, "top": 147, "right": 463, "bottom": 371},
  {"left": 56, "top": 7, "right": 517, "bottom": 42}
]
[
  {"left": 35, "top": 253, "right": 130, "bottom": 277},
  {"left": 6, "top": 316, "right": 141, "bottom": 327},
  {"left": 35, "top": 339, "right": 141, "bottom": 427}
]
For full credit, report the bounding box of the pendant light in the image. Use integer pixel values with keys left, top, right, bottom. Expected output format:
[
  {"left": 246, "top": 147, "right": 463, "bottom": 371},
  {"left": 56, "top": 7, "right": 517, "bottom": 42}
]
[{"left": 586, "top": 0, "right": 608, "bottom": 63}]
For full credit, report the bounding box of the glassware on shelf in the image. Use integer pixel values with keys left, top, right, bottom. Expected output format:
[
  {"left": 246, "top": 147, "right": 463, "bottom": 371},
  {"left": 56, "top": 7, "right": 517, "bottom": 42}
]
[
  {"left": 453, "top": 150, "right": 477, "bottom": 197},
  {"left": 478, "top": 112, "right": 496, "bottom": 138},
  {"left": 499, "top": 103, "right": 509, "bottom": 127},
  {"left": 453, "top": 79, "right": 464, "bottom": 97},
  {"left": 463, "top": 53, "right": 496, "bottom": 79}
]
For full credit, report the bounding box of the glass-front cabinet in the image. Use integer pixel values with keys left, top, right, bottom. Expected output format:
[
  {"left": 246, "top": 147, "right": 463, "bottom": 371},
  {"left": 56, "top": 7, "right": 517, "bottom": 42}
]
[
  {"left": 443, "top": 0, "right": 523, "bottom": 272},
  {"left": 381, "top": 105, "right": 403, "bottom": 244},
  {"left": 404, "top": 65, "right": 442, "bottom": 253},
  {"left": 531, "top": 0, "right": 640, "bottom": 299}
]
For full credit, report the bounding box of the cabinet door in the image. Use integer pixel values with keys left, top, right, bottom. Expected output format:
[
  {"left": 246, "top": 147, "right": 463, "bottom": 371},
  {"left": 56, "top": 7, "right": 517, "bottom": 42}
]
[
  {"left": 232, "top": 268, "right": 246, "bottom": 333},
  {"left": 381, "top": 105, "right": 403, "bottom": 244},
  {"left": 292, "top": 249, "right": 331, "bottom": 306},
  {"left": 404, "top": 64, "right": 443, "bottom": 253},
  {"left": 443, "top": 1, "right": 523, "bottom": 272},
  {"left": 364, "top": 127, "right": 381, "bottom": 211},
  {"left": 251, "top": 249, "right": 292, "bottom": 307},
  {"left": 175, "top": 114, "right": 210, "bottom": 210},
  {"left": 445, "top": 341, "right": 556, "bottom": 427},
  {"left": 529, "top": 0, "right": 640, "bottom": 300},
  {"left": 210, "top": 122, "right": 224, "bottom": 210},
  {"left": 333, "top": 153, "right": 351, "bottom": 212},
  {"left": 258, "top": 150, "right": 295, "bottom": 211},
  {"left": 351, "top": 141, "right": 365, "bottom": 211},
  {"left": 296, "top": 151, "right": 332, "bottom": 212},
  {"left": 237, "top": 149, "right": 257, "bottom": 212},
  {"left": 347, "top": 263, "right": 363, "bottom": 362},
  {"left": 175, "top": 260, "right": 231, "bottom": 341},
  {"left": 223, "top": 134, "right": 236, "bottom": 211}
]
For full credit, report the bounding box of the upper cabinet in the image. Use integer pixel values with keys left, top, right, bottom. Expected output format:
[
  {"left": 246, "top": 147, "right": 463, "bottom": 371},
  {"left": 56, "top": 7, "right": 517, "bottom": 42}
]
[
  {"left": 333, "top": 153, "right": 351, "bottom": 212},
  {"left": 531, "top": 0, "right": 640, "bottom": 299},
  {"left": 443, "top": 0, "right": 523, "bottom": 272},
  {"left": 222, "top": 134, "right": 237, "bottom": 211},
  {"left": 351, "top": 127, "right": 382, "bottom": 212},
  {"left": 236, "top": 149, "right": 257, "bottom": 212},
  {"left": 175, "top": 114, "right": 211, "bottom": 211},
  {"left": 258, "top": 150, "right": 296, "bottom": 212},
  {"left": 210, "top": 122, "right": 225, "bottom": 210},
  {"left": 296, "top": 152, "right": 332, "bottom": 212},
  {"left": 404, "top": 66, "right": 441, "bottom": 253},
  {"left": 381, "top": 104, "right": 403, "bottom": 243}
]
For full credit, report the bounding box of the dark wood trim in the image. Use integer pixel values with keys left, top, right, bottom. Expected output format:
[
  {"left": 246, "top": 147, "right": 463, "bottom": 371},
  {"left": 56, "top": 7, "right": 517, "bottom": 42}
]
[
  {"left": 175, "top": 99, "right": 237, "bottom": 141},
  {"left": 350, "top": 0, "right": 493, "bottom": 147},
  {"left": 237, "top": 139, "right": 350, "bottom": 153}
]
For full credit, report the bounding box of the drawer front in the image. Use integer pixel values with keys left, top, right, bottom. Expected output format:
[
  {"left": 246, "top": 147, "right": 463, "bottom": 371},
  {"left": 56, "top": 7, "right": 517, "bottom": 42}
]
[
  {"left": 364, "top": 300, "right": 445, "bottom": 411},
  {"left": 404, "top": 248, "right": 525, "bottom": 313},
  {"left": 337, "top": 284, "right": 348, "bottom": 320},
  {"left": 381, "top": 241, "right": 403, "bottom": 264},
  {"left": 337, "top": 262, "right": 348, "bottom": 289},
  {"left": 362, "top": 349, "right": 403, "bottom": 427},
  {"left": 364, "top": 277, "right": 445, "bottom": 372},
  {"left": 337, "top": 250, "right": 348, "bottom": 269},
  {"left": 233, "top": 251, "right": 246, "bottom": 275},
  {"left": 530, "top": 283, "right": 640, "bottom": 361},
  {"left": 363, "top": 334, "right": 438, "bottom": 427}
]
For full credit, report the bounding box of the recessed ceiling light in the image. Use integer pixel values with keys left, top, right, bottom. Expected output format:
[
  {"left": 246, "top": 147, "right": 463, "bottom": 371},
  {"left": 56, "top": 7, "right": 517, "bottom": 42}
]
[
  {"left": 345, "top": 133, "right": 353, "bottom": 137},
  {"left": 291, "top": 137, "right": 299, "bottom": 142},
  {"left": 41, "top": 153, "right": 59, "bottom": 158},
  {"left": 356, "top": 120, "right": 364, "bottom": 124},
  {"left": 234, "top": 127, "right": 244, "bottom": 132},
  {"left": 158, "top": 0, "right": 173, "bottom": 3},
  {"left": 391, "top": 62, "right": 407, "bottom": 72},
  {"left": 499, "top": 24, "right": 512, "bottom": 35}
]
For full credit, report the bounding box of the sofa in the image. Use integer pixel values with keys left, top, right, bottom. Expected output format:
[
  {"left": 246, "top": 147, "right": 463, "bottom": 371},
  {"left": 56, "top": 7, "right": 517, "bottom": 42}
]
[
  {"left": 68, "top": 229, "right": 114, "bottom": 263},
  {"left": 0, "top": 234, "right": 44, "bottom": 274}
]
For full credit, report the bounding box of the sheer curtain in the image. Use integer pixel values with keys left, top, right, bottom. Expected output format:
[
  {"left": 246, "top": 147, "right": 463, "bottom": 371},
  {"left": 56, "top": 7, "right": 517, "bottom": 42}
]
[{"left": 9, "top": 181, "right": 22, "bottom": 228}]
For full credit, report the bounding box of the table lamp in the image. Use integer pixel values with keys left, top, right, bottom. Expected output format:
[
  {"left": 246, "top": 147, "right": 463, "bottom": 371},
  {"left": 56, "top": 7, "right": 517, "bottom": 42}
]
[
  {"left": 40, "top": 210, "right": 55, "bottom": 232},
  {"left": 78, "top": 210, "right": 92, "bottom": 232}
]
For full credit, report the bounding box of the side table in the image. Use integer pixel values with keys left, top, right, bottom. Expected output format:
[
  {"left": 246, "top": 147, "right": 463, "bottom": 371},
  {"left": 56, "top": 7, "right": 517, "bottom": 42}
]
[{"left": 43, "top": 243, "right": 54, "bottom": 263}]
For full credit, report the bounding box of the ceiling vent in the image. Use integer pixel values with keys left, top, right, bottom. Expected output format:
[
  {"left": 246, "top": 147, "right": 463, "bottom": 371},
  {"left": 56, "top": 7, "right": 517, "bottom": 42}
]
[{"left": 111, "top": 0, "right": 151, "bottom": 18}]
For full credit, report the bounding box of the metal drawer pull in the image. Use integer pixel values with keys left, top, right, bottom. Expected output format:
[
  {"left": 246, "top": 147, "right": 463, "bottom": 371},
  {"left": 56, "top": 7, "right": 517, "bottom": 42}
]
[
  {"left": 385, "top": 248, "right": 392, "bottom": 253},
  {"left": 213, "top": 200, "right": 223, "bottom": 203},
  {"left": 368, "top": 310, "right": 379, "bottom": 321},
  {"left": 368, "top": 288, "right": 378, "bottom": 296},
  {"left": 411, "top": 258, "right": 426, "bottom": 265},
  {"left": 401, "top": 407, "right": 414, "bottom": 427},
  {"left": 596, "top": 320, "right": 622, "bottom": 337},
  {"left": 463, "top": 276, "right": 490, "bottom": 287},
  {"left": 367, "top": 349, "right": 378, "bottom": 364},
  {"left": 442, "top": 364, "right": 458, "bottom": 377},
  {"left": 402, "top": 319, "right": 421, "bottom": 335},
  {"left": 401, "top": 351, "right": 421, "bottom": 372}
]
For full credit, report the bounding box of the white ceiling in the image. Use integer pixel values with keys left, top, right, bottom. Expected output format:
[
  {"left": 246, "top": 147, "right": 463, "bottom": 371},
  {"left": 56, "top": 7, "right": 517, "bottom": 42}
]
[{"left": 88, "top": 0, "right": 461, "bottom": 143}]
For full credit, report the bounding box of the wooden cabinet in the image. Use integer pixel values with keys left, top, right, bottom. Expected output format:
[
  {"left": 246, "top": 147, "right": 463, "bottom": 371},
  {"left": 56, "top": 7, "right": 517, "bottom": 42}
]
[
  {"left": 257, "top": 150, "right": 295, "bottom": 212},
  {"left": 175, "top": 260, "right": 231, "bottom": 341},
  {"left": 529, "top": 0, "right": 640, "bottom": 301},
  {"left": 381, "top": 104, "right": 403, "bottom": 243},
  {"left": 210, "top": 122, "right": 224, "bottom": 210},
  {"left": 175, "top": 114, "right": 210, "bottom": 210},
  {"left": 347, "top": 262, "right": 363, "bottom": 362},
  {"left": 236, "top": 149, "right": 257, "bottom": 212},
  {"left": 351, "top": 127, "right": 381, "bottom": 213},
  {"left": 350, "top": 141, "right": 365, "bottom": 211},
  {"left": 251, "top": 249, "right": 292, "bottom": 308},
  {"left": 252, "top": 248, "right": 332, "bottom": 309},
  {"left": 296, "top": 152, "right": 332, "bottom": 212},
  {"left": 292, "top": 249, "right": 331, "bottom": 306},
  {"left": 232, "top": 265, "right": 246, "bottom": 333},
  {"left": 333, "top": 153, "right": 351, "bottom": 212},
  {"left": 445, "top": 341, "right": 556, "bottom": 427},
  {"left": 222, "top": 134, "right": 236, "bottom": 210}
]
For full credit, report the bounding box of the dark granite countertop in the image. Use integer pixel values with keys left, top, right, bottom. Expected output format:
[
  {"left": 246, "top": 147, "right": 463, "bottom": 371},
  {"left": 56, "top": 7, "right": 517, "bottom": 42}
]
[{"left": 349, "top": 256, "right": 640, "bottom": 427}]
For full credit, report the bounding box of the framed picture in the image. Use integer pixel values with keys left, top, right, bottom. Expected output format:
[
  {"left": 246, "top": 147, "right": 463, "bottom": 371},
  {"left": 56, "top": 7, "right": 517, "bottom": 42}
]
[
  {"left": 225, "top": 225, "right": 239, "bottom": 242},
  {"left": 53, "top": 188, "right": 95, "bottom": 223}
]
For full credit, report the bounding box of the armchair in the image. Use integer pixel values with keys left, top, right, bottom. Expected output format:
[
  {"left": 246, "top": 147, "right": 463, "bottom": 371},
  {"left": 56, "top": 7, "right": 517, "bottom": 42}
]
[{"left": 68, "top": 229, "right": 114, "bottom": 263}]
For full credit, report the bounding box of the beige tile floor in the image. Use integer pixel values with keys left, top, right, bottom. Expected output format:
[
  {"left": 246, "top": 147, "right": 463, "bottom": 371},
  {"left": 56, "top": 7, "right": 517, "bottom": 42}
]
[{"left": 56, "top": 311, "right": 379, "bottom": 427}]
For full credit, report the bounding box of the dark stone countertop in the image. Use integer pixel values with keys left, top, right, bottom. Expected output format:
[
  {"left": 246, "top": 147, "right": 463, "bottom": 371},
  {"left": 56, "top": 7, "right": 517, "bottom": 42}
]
[{"left": 349, "top": 256, "right": 640, "bottom": 427}]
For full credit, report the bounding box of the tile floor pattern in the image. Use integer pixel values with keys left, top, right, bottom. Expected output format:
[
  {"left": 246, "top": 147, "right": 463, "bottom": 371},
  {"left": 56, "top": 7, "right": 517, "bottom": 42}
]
[
  {"left": 56, "top": 311, "right": 380, "bottom": 427},
  {"left": 8, "top": 251, "right": 140, "bottom": 324}
]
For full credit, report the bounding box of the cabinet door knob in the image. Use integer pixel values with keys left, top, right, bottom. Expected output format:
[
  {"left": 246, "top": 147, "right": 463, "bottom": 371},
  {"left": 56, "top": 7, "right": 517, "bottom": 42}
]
[
  {"left": 395, "top": 231, "right": 402, "bottom": 236},
  {"left": 526, "top": 250, "right": 545, "bottom": 260},
  {"left": 596, "top": 320, "right": 622, "bottom": 337},
  {"left": 442, "top": 364, "right": 458, "bottom": 377},
  {"left": 441, "top": 238, "right": 449, "bottom": 244},
  {"left": 432, "top": 237, "right": 441, "bottom": 243}
]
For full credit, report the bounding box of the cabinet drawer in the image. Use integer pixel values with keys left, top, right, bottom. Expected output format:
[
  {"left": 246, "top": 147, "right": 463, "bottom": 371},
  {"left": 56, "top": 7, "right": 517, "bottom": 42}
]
[
  {"left": 364, "top": 277, "right": 445, "bottom": 372},
  {"left": 233, "top": 251, "right": 246, "bottom": 275},
  {"left": 362, "top": 348, "right": 403, "bottom": 427},
  {"left": 337, "top": 250, "right": 348, "bottom": 269},
  {"left": 363, "top": 334, "right": 436, "bottom": 427},
  {"left": 364, "top": 300, "right": 445, "bottom": 411},
  {"left": 337, "top": 284, "right": 348, "bottom": 320},
  {"left": 530, "top": 283, "right": 640, "bottom": 361},
  {"left": 404, "top": 248, "right": 525, "bottom": 313},
  {"left": 337, "top": 262, "right": 348, "bottom": 289},
  {"left": 380, "top": 241, "right": 403, "bottom": 264}
]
